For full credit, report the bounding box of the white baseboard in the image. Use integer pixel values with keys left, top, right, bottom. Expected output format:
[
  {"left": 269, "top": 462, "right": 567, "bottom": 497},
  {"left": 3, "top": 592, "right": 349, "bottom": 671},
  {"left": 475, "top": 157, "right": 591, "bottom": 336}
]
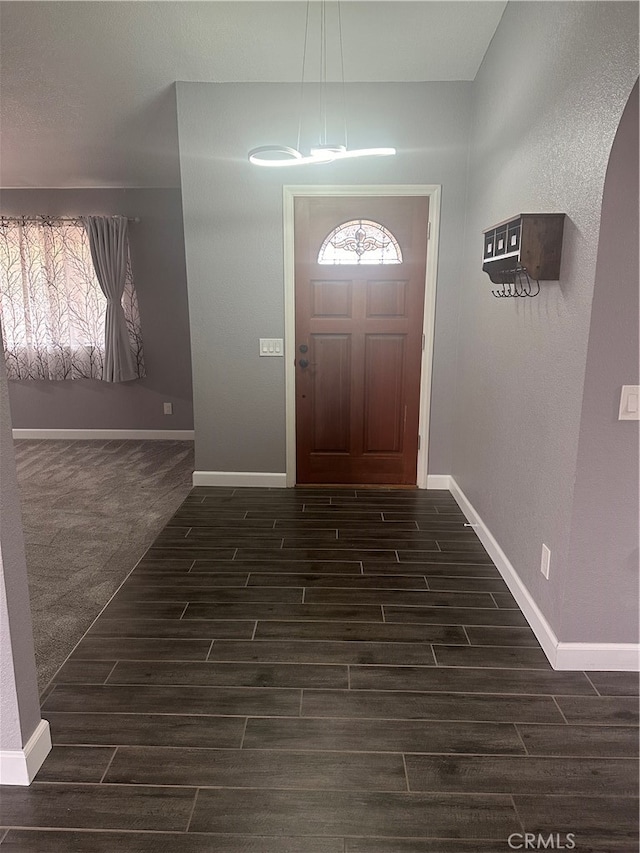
[
  {"left": 193, "top": 471, "right": 287, "bottom": 488},
  {"left": 426, "top": 474, "right": 452, "bottom": 490},
  {"left": 555, "top": 643, "right": 640, "bottom": 671},
  {"left": 0, "top": 719, "right": 51, "bottom": 785},
  {"left": 448, "top": 476, "right": 640, "bottom": 672},
  {"left": 13, "top": 429, "right": 195, "bottom": 440}
]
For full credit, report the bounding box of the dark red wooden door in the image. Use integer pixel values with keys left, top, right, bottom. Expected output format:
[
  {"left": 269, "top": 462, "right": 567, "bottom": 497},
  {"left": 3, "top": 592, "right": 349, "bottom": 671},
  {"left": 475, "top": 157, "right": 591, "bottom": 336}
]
[{"left": 294, "top": 196, "right": 429, "bottom": 485}]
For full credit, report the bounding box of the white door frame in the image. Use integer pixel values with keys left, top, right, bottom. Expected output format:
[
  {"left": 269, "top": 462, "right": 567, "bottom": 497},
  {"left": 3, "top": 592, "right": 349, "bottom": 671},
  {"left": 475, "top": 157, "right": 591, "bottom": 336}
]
[{"left": 283, "top": 184, "right": 441, "bottom": 489}]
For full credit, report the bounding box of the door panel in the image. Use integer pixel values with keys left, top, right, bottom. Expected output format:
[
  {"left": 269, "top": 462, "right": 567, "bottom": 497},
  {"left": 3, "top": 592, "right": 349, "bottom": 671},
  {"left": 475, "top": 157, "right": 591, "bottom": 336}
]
[
  {"left": 312, "top": 279, "right": 352, "bottom": 317},
  {"left": 366, "top": 280, "right": 408, "bottom": 317},
  {"left": 295, "top": 196, "right": 428, "bottom": 485},
  {"left": 363, "top": 335, "right": 405, "bottom": 454},
  {"left": 311, "top": 335, "right": 351, "bottom": 453}
]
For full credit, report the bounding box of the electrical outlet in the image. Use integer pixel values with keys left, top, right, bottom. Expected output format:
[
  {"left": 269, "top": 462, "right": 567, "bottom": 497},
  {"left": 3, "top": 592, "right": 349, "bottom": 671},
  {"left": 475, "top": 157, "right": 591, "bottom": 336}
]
[
  {"left": 163, "top": 402, "right": 173, "bottom": 415},
  {"left": 540, "top": 544, "right": 551, "bottom": 579}
]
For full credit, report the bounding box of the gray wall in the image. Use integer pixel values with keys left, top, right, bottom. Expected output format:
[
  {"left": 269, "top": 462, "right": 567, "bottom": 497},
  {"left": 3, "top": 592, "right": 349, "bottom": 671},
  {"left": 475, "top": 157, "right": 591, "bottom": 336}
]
[
  {"left": 0, "top": 326, "right": 41, "bottom": 750},
  {"left": 563, "top": 82, "right": 639, "bottom": 642},
  {"left": 176, "top": 81, "right": 472, "bottom": 473},
  {"left": 0, "top": 188, "right": 194, "bottom": 431},
  {"left": 451, "top": 2, "right": 638, "bottom": 641}
]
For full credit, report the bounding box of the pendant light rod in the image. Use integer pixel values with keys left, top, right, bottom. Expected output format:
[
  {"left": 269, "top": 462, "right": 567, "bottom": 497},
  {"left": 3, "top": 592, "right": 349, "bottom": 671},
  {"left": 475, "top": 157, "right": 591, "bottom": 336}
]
[
  {"left": 320, "top": 0, "right": 326, "bottom": 145},
  {"left": 296, "top": 0, "right": 311, "bottom": 154},
  {"left": 248, "top": 0, "right": 396, "bottom": 168},
  {"left": 337, "top": 0, "right": 348, "bottom": 150}
]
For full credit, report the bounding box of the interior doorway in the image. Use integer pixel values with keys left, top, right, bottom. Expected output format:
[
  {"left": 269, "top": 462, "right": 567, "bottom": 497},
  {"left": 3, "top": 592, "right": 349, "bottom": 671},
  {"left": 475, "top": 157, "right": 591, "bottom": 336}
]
[{"left": 283, "top": 185, "right": 441, "bottom": 488}]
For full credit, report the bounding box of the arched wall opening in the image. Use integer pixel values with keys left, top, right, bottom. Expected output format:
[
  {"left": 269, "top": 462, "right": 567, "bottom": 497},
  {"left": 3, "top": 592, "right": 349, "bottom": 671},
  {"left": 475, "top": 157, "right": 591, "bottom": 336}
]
[{"left": 563, "top": 80, "right": 639, "bottom": 645}]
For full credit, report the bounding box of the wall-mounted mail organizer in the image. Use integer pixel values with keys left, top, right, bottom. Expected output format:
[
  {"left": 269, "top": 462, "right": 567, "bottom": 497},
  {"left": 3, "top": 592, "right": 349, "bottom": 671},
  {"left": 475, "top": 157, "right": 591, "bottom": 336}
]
[{"left": 482, "top": 213, "right": 565, "bottom": 297}]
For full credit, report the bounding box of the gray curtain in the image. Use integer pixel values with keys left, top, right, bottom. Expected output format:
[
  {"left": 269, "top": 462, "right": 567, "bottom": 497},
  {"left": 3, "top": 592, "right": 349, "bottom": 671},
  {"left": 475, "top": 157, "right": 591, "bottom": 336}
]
[{"left": 82, "top": 216, "right": 137, "bottom": 382}]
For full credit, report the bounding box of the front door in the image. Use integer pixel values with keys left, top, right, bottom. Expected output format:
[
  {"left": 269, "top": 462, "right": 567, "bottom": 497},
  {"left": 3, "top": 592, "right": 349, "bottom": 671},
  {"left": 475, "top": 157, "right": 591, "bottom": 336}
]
[{"left": 294, "top": 195, "right": 429, "bottom": 485}]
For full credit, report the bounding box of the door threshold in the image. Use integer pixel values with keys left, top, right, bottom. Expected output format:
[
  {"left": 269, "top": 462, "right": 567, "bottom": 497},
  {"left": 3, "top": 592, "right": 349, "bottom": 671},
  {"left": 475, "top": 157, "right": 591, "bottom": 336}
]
[{"left": 295, "top": 483, "right": 418, "bottom": 489}]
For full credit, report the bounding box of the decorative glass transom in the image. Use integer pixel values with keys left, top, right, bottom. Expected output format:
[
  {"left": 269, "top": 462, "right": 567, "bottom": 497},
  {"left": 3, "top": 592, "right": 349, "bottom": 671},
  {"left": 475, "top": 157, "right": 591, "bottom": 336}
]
[{"left": 318, "top": 219, "right": 403, "bottom": 265}]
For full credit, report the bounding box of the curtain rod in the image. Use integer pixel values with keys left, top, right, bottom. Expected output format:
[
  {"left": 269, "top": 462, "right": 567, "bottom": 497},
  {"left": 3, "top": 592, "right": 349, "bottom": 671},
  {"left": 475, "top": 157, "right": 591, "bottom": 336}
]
[{"left": 0, "top": 215, "right": 140, "bottom": 223}]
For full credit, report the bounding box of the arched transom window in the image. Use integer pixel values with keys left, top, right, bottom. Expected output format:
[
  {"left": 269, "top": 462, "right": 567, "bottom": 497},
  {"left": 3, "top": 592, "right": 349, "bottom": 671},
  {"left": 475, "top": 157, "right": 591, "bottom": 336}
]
[{"left": 318, "top": 219, "right": 403, "bottom": 265}]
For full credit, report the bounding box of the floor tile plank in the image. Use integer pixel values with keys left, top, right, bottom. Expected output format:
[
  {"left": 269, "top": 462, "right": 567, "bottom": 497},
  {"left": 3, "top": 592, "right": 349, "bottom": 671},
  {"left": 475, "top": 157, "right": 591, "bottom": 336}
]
[
  {"left": 516, "top": 724, "right": 639, "bottom": 757},
  {"left": 116, "top": 586, "right": 304, "bottom": 604},
  {"left": 184, "top": 603, "right": 384, "bottom": 622},
  {"left": 349, "top": 665, "right": 596, "bottom": 695},
  {"left": 243, "top": 717, "right": 525, "bottom": 754},
  {"left": 167, "top": 517, "right": 276, "bottom": 528},
  {"left": 397, "top": 551, "right": 494, "bottom": 564},
  {"left": 587, "top": 671, "right": 639, "bottom": 696},
  {"left": 491, "top": 592, "right": 520, "bottom": 609},
  {"left": 383, "top": 605, "right": 530, "bottom": 626},
  {"left": 147, "top": 547, "right": 237, "bottom": 560},
  {"left": 106, "top": 660, "right": 349, "bottom": 689},
  {"left": 247, "top": 573, "right": 428, "bottom": 589},
  {"left": 45, "top": 712, "right": 246, "bottom": 749},
  {"left": 127, "top": 572, "right": 250, "bottom": 587},
  {"left": 434, "top": 537, "right": 488, "bottom": 550},
  {"left": 51, "top": 660, "right": 117, "bottom": 684},
  {"left": 432, "top": 644, "right": 552, "bottom": 670},
  {"left": 69, "top": 637, "right": 213, "bottom": 661},
  {"left": 301, "top": 689, "right": 565, "bottom": 723},
  {"left": 104, "top": 746, "right": 407, "bottom": 790},
  {"left": 464, "top": 625, "right": 541, "bottom": 647},
  {"left": 513, "top": 794, "right": 639, "bottom": 842},
  {"left": 42, "top": 684, "right": 301, "bottom": 717},
  {"left": 193, "top": 560, "right": 363, "bottom": 574},
  {"left": 311, "top": 537, "right": 439, "bottom": 550},
  {"left": 34, "top": 746, "right": 116, "bottom": 783},
  {"left": 345, "top": 838, "right": 639, "bottom": 852},
  {"left": 305, "top": 589, "right": 496, "bottom": 608},
  {"left": 236, "top": 548, "right": 399, "bottom": 562},
  {"left": 426, "top": 576, "right": 510, "bottom": 592},
  {"left": 0, "top": 830, "right": 344, "bottom": 852},
  {"left": 209, "top": 639, "right": 437, "bottom": 666},
  {"left": 189, "top": 788, "right": 521, "bottom": 838},
  {"left": 555, "top": 695, "right": 639, "bottom": 725},
  {"left": 363, "top": 562, "right": 502, "bottom": 577},
  {"left": 254, "top": 620, "right": 466, "bottom": 644},
  {"left": 405, "top": 754, "right": 639, "bottom": 795},
  {"left": 274, "top": 519, "right": 418, "bottom": 530},
  {"left": 0, "top": 784, "right": 196, "bottom": 832},
  {"left": 87, "top": 619, "right": 256, "bottom": 639},
  {"left": 154, "top": 530, "right": 285, "bottom": 546},
  {"left": 98, "top": 601, "right": 187, "bottom": 619}
]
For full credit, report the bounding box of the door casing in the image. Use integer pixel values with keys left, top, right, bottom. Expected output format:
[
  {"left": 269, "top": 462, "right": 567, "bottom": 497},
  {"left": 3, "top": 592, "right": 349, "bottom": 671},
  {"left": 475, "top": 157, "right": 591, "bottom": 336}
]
[{"left": 283, "top": 184, "right": 441, "bottom": 488}]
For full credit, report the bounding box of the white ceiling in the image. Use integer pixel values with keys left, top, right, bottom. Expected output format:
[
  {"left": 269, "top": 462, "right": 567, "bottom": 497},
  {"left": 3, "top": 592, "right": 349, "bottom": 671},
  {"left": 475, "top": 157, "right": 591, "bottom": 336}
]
[{"left": 0, "top": 1, "right": 506, "bottom": 188}]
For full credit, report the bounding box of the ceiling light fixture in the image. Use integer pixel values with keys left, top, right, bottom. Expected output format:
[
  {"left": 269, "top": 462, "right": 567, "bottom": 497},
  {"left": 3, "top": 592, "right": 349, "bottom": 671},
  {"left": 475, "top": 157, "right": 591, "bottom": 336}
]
[{"left": 248, "top": 1, "right": 396, "bottom": 167}]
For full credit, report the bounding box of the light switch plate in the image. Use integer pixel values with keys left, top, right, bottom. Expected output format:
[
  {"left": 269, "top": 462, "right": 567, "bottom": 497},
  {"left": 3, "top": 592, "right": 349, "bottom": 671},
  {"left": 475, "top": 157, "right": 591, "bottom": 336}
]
[
  {"left": 540, "top": 544, "right": 551, "bottom": 580},
  {"left": 618, "top": 385, "right": 640, "bottom": 420},
  {"left": 259, "top": 338, "right": 284, "bottom": 357}
]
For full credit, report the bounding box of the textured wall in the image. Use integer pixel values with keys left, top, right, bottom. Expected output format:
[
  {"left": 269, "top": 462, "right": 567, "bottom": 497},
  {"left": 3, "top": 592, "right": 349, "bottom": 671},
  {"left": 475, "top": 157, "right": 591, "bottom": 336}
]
[
  {"left": 176, "top": 81, "right": 472, "bottom": 474},
  {"left": 0, "top": 188, "right": 194, "bottom": 431},
  {"left": 451, "top": 2, "right": 638, "bottom": 640},
  {"left": 562, "top": 82, "right": 639, "bottom": 643},
  {"left": 0, "top": 327, "right": 41, "bottom": 749}
]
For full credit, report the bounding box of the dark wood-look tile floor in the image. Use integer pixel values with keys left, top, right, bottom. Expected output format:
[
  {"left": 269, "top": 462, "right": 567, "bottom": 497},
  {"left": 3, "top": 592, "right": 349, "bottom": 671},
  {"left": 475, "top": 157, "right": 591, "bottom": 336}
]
[{"left": 1, "top": 487, "right": 638, "bottom": 852}]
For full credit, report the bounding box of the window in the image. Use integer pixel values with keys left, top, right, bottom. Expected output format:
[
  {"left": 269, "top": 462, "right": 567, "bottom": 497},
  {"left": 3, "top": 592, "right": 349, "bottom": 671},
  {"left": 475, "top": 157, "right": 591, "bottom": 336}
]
[
  {"left": 318, "top": 219, "right": 403, "bottom": 265},
  {"left": 0, "top": 217, "right": 144, "bottom": 381}
]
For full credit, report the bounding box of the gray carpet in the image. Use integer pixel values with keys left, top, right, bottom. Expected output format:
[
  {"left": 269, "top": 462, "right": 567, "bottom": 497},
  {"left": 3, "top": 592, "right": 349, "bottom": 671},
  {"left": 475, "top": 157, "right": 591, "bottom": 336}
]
[{"left": 13, "top": 439, "right": 194, "bottom": 692}]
